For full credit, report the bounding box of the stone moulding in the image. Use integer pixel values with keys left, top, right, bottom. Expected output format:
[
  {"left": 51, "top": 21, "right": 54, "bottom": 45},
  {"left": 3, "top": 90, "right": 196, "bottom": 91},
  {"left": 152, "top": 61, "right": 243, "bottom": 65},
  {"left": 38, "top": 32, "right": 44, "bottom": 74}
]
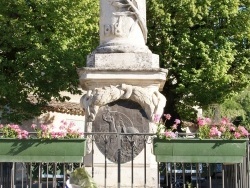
[{"left": 77, "top": 68, "right": 168, "bottom": 91}]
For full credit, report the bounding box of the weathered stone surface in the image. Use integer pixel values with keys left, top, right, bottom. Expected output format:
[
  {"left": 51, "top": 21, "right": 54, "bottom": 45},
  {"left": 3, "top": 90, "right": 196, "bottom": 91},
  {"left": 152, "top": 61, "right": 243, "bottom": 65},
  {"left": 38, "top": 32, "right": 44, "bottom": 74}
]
[
  {"left": 92, "top": 99, "right": 149, "bottom": 163},
  {"left": 98, "top": 0, "right": 148, "bottom": 53},
  {"left": 87, "top": 53, "right": 159, "bottom": 69}
]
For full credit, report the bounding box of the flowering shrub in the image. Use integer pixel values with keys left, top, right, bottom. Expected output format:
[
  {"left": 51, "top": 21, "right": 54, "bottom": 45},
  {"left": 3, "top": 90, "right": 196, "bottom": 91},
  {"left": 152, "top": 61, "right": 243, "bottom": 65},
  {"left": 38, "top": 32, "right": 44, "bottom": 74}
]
[
  {"left": 154, "top": 114, "right": 249, "bottom": 140},
  {"left": 0, "top": 124, "right": 29, "bottom": 139},
  {"left": 154, "top": 114, "right": 180, "bottom": 139},
  {"left": 0, "top": 120, "right": 84, "bottom": 139},
  {"left": 197, "top": 117, "right": 249, "bottom": 139},
  {"left": 31, "top": 120, "right": 84, "bottom": 139}
]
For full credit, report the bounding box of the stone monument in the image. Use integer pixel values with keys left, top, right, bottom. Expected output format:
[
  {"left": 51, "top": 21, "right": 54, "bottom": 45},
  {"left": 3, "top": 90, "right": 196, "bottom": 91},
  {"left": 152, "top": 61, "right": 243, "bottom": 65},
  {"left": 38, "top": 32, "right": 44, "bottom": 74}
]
[{"left": 78, "top": 0, "right": 167, "bottom": 187}]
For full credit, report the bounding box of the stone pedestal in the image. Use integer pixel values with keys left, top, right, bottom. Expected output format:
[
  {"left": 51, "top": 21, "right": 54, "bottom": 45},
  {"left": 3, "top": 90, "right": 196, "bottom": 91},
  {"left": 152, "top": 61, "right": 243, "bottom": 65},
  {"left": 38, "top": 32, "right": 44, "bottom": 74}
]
[{"left": 77, "top": 0, "right": 167, "bottom": 187}]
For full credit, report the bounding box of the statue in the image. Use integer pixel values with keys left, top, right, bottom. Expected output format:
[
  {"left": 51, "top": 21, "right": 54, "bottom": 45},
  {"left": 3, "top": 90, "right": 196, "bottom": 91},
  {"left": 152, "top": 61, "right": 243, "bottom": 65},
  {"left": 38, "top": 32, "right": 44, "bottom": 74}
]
[{"left": 97, "top": 0, "right": 150, "bottom": 53}]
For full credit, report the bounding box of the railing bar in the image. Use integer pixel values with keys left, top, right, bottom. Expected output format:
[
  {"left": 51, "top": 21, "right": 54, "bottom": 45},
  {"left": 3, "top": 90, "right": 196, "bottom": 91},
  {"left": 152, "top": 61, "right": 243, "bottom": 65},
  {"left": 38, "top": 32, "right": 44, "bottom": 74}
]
[
  {"left": 104, "top": 137, "right": 107, "bottom": 188},
  {"left": 247, "top": 144, "right": 250, "bottom": 188},
  {"left": 240, "top": 162, "right": 243, "bottom": 188},
  {"left": 131, "top": 139, "right": 134, "bottom": 188},
  {"left": 174, "top": 163, "right": 176, "bottom": 186},
  {"left": 222, "top": 164, "right": 225, "bottom": 188},
  {"left": 166, "top": 162, "right": 169, "bottom": 187},
  {"left": 195, "top": 163, "right": 199, "bottom": 188},
  {"left": 143, "top": 136, "right": 147, "bottom": 188},
  {"left": 39, "top": 163, "right": 42, "bottom": 188},
  {"left": 11, "top": 162, "right": 15, "bottom": 188},
  {"left": 53, "top": 163, "right": 56, "bottom": 188},
  {"left": 170, "top": 163, "right": 172, "bottom": 188},
  {"left": 29, "top": 163, "right": 32, "bottom": 188},
  {"left": 235, "top": 164, "right": 238, "bottom": 188},
  {"left": 157, "top": 163, "right": 160, "bottom": 188},
  {"left": 63, "top": 163, "right": 66, "bottom": 188},
  {"left": 117, "top": 127, "right": 121, "bottom": 188},
  {"left": 21, "top": 163, "right": 24, "bottom": 188},
  {"left": 92, "top": 137, "right": 94, "bottom": 178},
  {"left": 208, "top": 164, "right": 212, "bottom": 188},
  {"left": 85, "top": 132, "right": 156, "bottom": 137},
  {"left": 0, "top": 163, "right": 2, "bottom": 188},
  {"left": 182, "top": 163, "right": 185, "bottom": 188},
  {"left": 46, "top": 163, "right": 49, "bottom": 188}
]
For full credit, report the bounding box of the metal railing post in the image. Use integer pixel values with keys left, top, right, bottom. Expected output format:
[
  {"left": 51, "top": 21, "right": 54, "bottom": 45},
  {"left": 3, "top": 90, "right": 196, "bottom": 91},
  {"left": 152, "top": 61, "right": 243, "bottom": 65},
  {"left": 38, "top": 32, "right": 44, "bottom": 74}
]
[
  {"left": 143, "top": 136, "right": 147, "bottom": 188},
  {"left": 117, "top": 127, "right": 121, "bottom": 188}
]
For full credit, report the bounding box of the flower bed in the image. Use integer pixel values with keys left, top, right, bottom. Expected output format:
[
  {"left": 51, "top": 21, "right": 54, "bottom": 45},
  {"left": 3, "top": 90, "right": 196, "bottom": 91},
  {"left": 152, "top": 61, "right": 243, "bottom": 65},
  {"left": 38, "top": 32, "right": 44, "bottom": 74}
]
[
  {"left": 0, "top": 121, "right": 86, "bottom": 162},
  {"left": 0, "top": 138, "right": 86, "bottom": 162},
  {"left": 153, "top": 138, "right": 248, "bottom": 163},
  {"left": 152, "top": 114, "right": 249, "bottom": 163}
]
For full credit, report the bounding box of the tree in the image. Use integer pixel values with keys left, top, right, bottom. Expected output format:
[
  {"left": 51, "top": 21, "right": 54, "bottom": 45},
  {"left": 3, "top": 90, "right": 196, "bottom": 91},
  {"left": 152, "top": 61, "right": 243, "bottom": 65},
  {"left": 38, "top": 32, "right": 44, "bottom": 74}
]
[
  {"left": 202, "top": 87, "right": 250, "bottom": 127},
  {"left": 147, "top": 0, "right": 250, "bottom": 121},
  {"left": 0, "top": 0, "right": 99, "bottom": 122}
]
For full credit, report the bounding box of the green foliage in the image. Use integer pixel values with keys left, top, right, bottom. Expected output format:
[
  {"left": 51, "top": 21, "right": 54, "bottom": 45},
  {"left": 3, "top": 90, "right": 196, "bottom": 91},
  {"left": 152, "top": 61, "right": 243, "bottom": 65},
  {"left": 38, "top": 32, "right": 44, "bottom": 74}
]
[
  {"left": 0, "top": 0, "right": 99, "bottom": 122},
  {"left": 203, "top": 87, "right": 250, "bottom": 127},
  {"left": 70, "top": 167, "right": 97, "bottom": 188},
  {"left": 147, "top": 0, "right": 250, "bottom": 121}
]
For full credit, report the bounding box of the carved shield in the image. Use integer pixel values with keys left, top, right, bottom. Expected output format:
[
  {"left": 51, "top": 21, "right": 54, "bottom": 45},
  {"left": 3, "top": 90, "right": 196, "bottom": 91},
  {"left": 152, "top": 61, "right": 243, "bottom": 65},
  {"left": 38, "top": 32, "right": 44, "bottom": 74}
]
[{"left": 93, "top": 99, "right": 149, "bottom": 163}]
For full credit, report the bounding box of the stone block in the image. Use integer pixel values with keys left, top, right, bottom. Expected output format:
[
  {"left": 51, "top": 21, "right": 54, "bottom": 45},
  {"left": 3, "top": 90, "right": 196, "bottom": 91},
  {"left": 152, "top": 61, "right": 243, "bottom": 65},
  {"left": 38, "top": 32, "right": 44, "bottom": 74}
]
[{"left": 87, "top": 53, "right": 159, "bottom": 69}]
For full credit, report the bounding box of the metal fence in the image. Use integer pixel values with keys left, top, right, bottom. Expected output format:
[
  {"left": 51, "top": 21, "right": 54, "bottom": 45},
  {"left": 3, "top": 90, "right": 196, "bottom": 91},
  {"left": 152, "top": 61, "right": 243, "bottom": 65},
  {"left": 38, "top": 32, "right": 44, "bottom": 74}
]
[{"left": 0, "top": 132, "right": 249, "bottom": 188}]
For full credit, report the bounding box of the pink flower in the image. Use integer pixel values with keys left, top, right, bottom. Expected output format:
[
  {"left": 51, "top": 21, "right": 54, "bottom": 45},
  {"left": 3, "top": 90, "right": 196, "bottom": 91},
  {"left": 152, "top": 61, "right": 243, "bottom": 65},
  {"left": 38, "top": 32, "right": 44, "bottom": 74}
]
[
  {"left": 164, "top": 114, "right": 171, "bottom": 120},
  {"left": 174, "top": 119, "right": 181, "bottom": 125},
  {"left": 234, "top": 132, "right": 241, "bottom": 139},
  {"left": 221, "top": 117, "right": 229, "bottom": 125},
  {"left": 153, "top": 114, "right": 161, "bottom": 123},
  {"left": 172, "top": 124, "right": 178, "bottom": 130},
  {"left": 17, "top": 134, "right": 23, "bottom": 139},
  {"left": 230, "top": 126, "right": 236, "bottom": 132},
  {"left": 20, "top": 130, "right": 29, "bottom": 139},
  {"left": 209, "top": 127, "right": 221, "bottom": 138},
  {"left": 165, "top": 130, "right": 176, "bottom": 138},
  {"left": 238, "top": 126, "right": 249, "bottom": 137},
  {"left": 205, "top": 118, "right": 211, "bottom": 124},
  {"left": 31, "top": 124, "right": 37, "bottom": 129},
  {"left": 219, "top": 126, "right": 226, "bottom": 133},
  {"left": 197, "top": 117, "right": 211, "bottom": 126},
  {"left": 41, "top": 124, "right": 48, "bottom": 131},
  {"left": 0, "top": 124, "right": 3, "bottom": 129},
  {"left": 197, "top": 117, "right": 206, "bottom": 126}
]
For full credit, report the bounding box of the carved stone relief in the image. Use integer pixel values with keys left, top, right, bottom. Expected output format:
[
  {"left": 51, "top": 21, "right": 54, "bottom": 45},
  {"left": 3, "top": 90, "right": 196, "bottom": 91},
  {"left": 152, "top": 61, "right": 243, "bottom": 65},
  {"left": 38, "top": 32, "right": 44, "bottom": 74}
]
[
  {"left": 92, "top": 99, "right": 149, "bottom": 163},
  {"left": 80, "top": 84, "right": 166, "bottom": 123}
]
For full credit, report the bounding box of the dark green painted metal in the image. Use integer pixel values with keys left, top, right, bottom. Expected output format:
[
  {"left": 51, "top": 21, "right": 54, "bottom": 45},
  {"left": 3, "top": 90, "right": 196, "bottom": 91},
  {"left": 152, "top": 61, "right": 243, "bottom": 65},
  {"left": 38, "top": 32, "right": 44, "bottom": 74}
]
[
  {"left": 153, "top": 138, "right": 248, "bottom": 163},
  {"left": 0, "top": 138, "right": 86, "bottom": 162}
]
